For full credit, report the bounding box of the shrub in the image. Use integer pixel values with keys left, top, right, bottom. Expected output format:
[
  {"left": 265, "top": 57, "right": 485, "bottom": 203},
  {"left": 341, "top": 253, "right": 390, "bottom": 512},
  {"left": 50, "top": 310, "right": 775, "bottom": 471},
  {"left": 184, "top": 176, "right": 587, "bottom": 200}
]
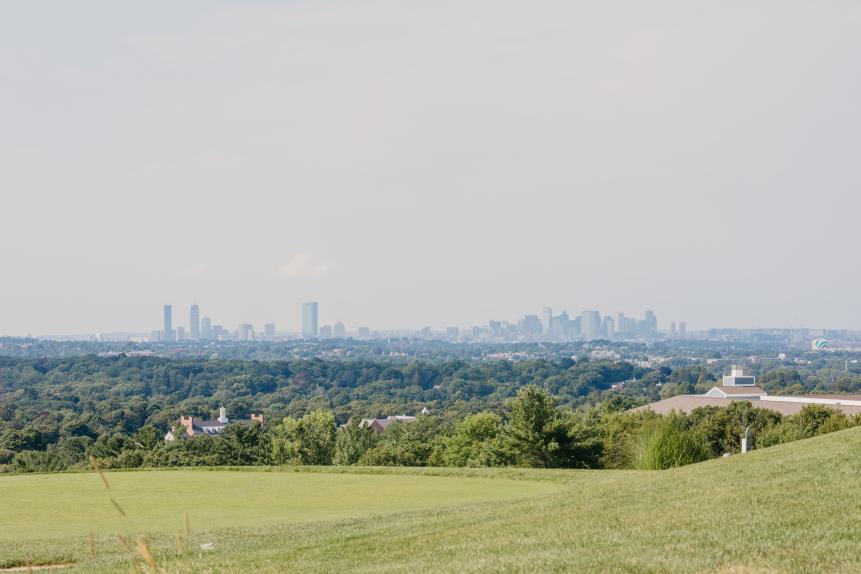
[{"left": 631, "top": 419, "right": 709, "bottom": 470}]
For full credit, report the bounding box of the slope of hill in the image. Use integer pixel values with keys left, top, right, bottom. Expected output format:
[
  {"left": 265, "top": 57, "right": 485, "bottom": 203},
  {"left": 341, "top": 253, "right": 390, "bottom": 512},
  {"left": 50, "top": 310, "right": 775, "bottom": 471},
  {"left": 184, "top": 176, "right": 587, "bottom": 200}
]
[{"left": 3, "top": 427, "right": 861, "bottom": 573}]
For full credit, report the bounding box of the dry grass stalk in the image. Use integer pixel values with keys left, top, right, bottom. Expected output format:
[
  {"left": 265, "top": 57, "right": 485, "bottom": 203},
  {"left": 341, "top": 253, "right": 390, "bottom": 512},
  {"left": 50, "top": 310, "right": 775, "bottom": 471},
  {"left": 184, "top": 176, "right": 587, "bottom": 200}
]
[
  {"left": 117, "top": 537, "right": 141, "bottom": 574},
  {"left": 135, "top": 537, "right": 158, "bottom": 570},
  {"left": 88, "top": 456, "right": 111, "bottom": 491},
  {"left": 110, "top": 498, "right": 127, "bottom": 518}
]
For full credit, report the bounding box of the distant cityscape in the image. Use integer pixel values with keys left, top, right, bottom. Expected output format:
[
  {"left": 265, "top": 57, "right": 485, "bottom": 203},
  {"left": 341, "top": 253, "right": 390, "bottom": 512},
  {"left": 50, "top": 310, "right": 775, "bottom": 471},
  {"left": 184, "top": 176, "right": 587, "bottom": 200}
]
[
  {"left": 145, "top": 302, "right": 684, "bottom": 344},
  {"left": 21, "top": 301, "right": 851, "bottom": 349}
]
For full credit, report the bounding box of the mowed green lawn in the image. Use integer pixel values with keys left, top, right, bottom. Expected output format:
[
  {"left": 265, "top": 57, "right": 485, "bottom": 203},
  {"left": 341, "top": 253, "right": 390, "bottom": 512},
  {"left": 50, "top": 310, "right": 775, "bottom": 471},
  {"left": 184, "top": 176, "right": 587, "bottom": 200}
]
[
  {"left": 0, "top": 468, "right": 557, "bottom": 542},
  {"left": 3, "top": 427, "right": 861, "bottom": 573}
]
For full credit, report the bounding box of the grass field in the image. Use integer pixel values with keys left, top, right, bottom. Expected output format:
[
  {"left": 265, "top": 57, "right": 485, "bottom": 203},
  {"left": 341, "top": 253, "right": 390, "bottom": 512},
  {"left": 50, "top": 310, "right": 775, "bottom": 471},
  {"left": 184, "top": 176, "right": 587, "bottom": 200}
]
[{"left": 2, "top": 427, "right": 861, "bottom": 572}]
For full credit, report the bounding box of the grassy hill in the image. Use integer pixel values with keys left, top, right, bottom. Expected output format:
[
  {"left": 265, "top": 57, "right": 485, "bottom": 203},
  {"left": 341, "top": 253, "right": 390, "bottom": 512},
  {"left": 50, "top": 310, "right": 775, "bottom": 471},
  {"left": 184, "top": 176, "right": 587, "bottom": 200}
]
[{"left": 3, "top": 427, "right": 861, "bottom": 573}]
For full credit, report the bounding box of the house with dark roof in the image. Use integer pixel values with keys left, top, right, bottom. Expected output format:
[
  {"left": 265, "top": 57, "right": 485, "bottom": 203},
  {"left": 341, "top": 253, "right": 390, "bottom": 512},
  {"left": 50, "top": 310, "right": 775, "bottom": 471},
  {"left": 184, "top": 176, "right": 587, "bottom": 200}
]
[
  {"left": 164, "top": 407, "right": 265, "bottom": 442},
  {"left": 634, "top": 366, "right": 861, "bottom": 417}
]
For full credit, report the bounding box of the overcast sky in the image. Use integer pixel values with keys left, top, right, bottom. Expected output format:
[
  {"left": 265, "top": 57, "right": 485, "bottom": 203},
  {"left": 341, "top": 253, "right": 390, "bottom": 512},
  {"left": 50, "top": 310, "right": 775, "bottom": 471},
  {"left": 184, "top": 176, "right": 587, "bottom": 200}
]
[{"left": 2, "top": 1, "right": 860, "bottom": 336}]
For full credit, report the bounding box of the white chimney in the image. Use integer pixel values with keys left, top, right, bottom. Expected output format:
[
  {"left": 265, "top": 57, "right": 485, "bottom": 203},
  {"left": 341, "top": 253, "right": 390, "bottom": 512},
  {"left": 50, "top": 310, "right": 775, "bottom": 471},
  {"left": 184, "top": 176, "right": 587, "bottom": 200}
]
[{"left": 218, "top": 407, "right": 228, "bottom": 424}]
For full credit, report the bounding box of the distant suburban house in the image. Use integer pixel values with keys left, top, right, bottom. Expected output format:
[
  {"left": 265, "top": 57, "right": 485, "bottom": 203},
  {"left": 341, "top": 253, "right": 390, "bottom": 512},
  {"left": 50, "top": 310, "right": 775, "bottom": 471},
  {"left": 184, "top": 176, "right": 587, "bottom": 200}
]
[
  {"left": 164, "top": 407, "right": 265, "bottom": 442},
  {"left": 359, "top": 408, "right": 430, "bottom": 433},
  {"left": 634, "top": 366, "right": 861, "bottom": 417}
]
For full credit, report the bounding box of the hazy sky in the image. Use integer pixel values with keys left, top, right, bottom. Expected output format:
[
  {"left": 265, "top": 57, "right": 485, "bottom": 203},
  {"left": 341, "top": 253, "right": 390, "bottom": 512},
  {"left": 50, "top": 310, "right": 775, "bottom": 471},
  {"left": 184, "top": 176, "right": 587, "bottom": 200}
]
[{"left": 2, "top": 1, "right": 861, "bottom": 336}]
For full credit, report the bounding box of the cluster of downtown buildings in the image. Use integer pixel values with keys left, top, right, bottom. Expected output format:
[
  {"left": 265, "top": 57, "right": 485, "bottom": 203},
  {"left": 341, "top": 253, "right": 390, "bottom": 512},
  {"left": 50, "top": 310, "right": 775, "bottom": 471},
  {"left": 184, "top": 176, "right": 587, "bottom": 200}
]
[
  {"left": 151, "top": 303, "right": 686, "bottom": 343},
  {"left": 152, "top": 304, "right": 278, "bottom": 343},
  {"left": 152, "top": 302, "right": 365, "bottom": 343},
  {"left": 474, "top": 308, "right": 686, "bottom": 342}
]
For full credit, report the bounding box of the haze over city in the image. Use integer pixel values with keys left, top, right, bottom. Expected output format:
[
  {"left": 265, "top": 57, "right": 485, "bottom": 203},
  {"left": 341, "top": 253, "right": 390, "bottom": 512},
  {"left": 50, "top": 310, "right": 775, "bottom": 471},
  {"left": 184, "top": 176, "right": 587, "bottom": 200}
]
[{"left": 3, "top": 1, "right": 861, "bottom": 336}]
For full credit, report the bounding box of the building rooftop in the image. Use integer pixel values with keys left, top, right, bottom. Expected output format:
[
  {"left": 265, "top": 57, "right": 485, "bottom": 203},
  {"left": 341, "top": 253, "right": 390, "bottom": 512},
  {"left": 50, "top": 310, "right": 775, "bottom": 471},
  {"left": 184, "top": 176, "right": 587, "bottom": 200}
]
[
  {"left": 634, "top": 394, "right": 861, "bottom": 417},
  {"left": 710, "top": 386, "right": 767, "bottom": 396}
]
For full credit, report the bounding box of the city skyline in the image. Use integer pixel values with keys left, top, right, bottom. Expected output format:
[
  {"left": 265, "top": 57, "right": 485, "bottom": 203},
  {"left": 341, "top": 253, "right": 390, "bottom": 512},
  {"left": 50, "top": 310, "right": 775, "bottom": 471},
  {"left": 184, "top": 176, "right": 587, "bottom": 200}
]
[
  {"left": 62, "top": 301, "right": 690, "bottom": 342},
  {"left": 33, "top": 296, "right": 850, "bottom": 345},
  {"left": 6, "top": 293, "right": 855, "bottom": 340}
]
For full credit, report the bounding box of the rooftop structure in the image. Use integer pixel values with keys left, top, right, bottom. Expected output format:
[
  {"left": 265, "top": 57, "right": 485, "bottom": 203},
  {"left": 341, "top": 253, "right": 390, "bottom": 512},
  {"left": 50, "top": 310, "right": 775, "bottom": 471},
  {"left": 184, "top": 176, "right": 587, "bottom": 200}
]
[{"left": 722, "top": 366, "right": 757, "bottom": 387}]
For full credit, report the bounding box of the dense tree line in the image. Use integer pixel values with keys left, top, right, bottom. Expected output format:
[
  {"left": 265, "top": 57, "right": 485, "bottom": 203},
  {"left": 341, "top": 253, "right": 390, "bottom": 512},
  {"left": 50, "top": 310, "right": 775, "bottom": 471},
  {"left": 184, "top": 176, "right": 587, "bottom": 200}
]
[
  {"left": 5, "top": 385, "right": 858, "bottom": 473},
  {"left": 0, "top": 355, "right": 644, "bottom": 467},
  {"left": 2, "top": 354, "right": 860, "bottom": 472}
]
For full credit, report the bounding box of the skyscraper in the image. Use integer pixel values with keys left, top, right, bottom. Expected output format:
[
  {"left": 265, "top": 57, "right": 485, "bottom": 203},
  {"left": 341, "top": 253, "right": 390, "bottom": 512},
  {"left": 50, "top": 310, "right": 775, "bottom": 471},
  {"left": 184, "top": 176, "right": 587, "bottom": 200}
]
[
  {"left": 541, "top": 307, "right": 553, "bottom": 336},
  {"left": 190, "top": 305, "right": 200, "bottom": 340},
  {"left": 264, "top": 323, "right": 276, "bottom": 338},
  {"left": 643, "top": 310, "right": 658, "bottom": 334},
  {"left": 602, "top": 316, "right": 615, "bottom": 339},
  {"left": 302, "top": 302, "right": 319, "bottom": 339},
  {"left": 580, "top": 310, "right": 601, "bottom": 339},
  {"left": 520, "top": 315, "right": 541, "bottom": 337},
  {"left": 616, "top": 312, "right": 626, "bottom": 335},
  {"left": 238, "top": 323, "right": 253, "bottom": 341},
  {"left": 556, "top": 311, "right": 570, "bottom": 338},
  {"left": 679, "top": 321, "right": 687, "bottom": 338},
  {"left": 333, "top": 321, "right": 345, "bottom": 338},
  {"left": 201, "top": 317, "right": 212, "bottom": 340},
  {"left": 163, "top": 304, "right": 175, "bottom": 342}
]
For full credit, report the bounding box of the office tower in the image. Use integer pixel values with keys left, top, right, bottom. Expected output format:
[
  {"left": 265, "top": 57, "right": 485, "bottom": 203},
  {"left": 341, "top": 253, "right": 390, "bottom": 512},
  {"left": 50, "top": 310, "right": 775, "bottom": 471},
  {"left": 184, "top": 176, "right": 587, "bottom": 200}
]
[
  {"left": 302, "top": 302, "right": 319, "bottom": 338},
  {"left": 200, "top": 317, "right": 212, "bottom": 340},
  {"left": 602, "top": 316, "right": 615, "bottom": 339},
  {"left": 357, "top": 326, "right": 370, "bottom": 339},
  {"left": 163, "top": 305, "right": 175, "bottom": 342},
  {"left": 541, "top": 307, "right": 552, "bottom": 336},
  {"left": 643, "top": 310, "right": 658, "bottom": 333},
  {"left": 177, "top": 326, "right": 186, "bottom": 340},
  {"left": 679, "top": 321, "right": 687, "bottom": 338},
  {"left": 264, "top": 323, "right": 276, "bottom": 338},
  {"left": 520, "top": 315, "right": 541, "bottom": 337},
  {"left": 446, "top": 326, "right": 459, "bottom": 340},
  {"left": 616, "top": 313, "right": 626, "bottom": 335},
  {"left": 319, "top": 325, "right": 333, "bottom": 338},
  {"left": 238, "top": 323, "right": 253, "bottom": 341},
  {"left": 190, "top": 305, "right": 200, "bottom": 340},
  {"left": 670, "top": 322, "right": 677, "bottom": 337},
  {"left": 333, "top": 321, "right": 346, "bottom": 338},
  {"left": 556, "top": 311, "right": 570, "bottom": 338},
  {"left": 580, "top": 310, "right": 601, "bottom": 339},
  {"left": 569, "top": 316, "right": 581, "bottom": 336}
]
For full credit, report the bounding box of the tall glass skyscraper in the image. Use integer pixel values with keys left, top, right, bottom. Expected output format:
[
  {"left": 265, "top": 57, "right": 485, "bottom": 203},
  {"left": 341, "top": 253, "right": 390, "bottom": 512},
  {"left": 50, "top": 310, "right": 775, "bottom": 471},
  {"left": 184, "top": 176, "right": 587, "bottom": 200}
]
[
  {"left": 580, "top": 310, "right": 601, "bottom": 339},
  {"left": 163, "top": 304, "right": 175, "bottom": 342},
  {"left": 302, "top": 302, "right": 318, "bottom": 339},
  {"left": 189, "top": 304, "right": 200, "bottom": 339},
  {"left": 201, "top": 316, "right": 212, "bottom": 340}
]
